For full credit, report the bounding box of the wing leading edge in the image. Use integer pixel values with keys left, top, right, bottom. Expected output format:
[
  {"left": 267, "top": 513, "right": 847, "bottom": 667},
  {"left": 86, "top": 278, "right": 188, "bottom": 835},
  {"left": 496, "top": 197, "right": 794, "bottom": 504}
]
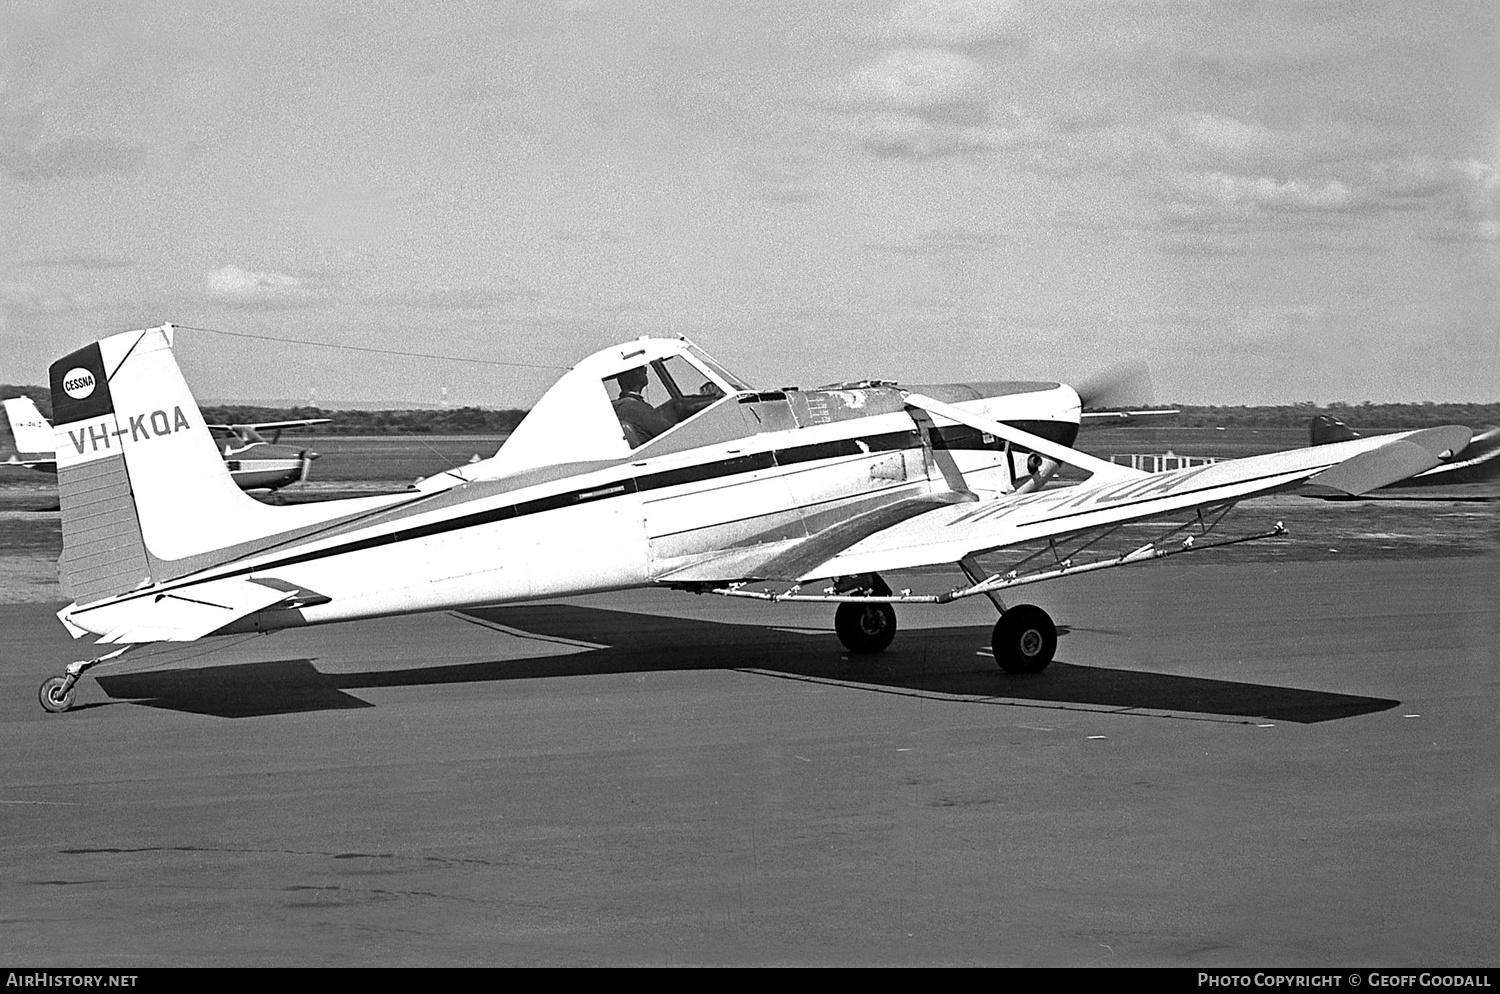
[{"left": 792, "top": 425, "right": 1470, "bottom": 582}]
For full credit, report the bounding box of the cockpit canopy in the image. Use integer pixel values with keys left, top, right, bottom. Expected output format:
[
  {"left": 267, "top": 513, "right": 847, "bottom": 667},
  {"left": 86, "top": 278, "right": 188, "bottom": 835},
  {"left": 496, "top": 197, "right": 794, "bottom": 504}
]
[{"left": 475, "top": 337, "right": 752, "bottom": 478}]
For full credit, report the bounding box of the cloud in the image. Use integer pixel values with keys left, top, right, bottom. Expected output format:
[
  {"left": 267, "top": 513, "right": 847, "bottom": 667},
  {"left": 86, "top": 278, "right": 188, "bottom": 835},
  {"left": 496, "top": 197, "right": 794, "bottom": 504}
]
[
  {"left": 881, "top": 0, "right": 1025, "bottom": 47},
  {"left": 1432, "top": 159, "right": 1500, "bottom": 243},
  {"left": 737, "top": 155, "right": 822, "bottom": 205},
  {"left": 1156, "top": 156, "right": 1500, "bottom": 233},
  {"left": 867, "top": 228, "right": 1009, "bottom": 256},
  {"left": 204, "top": 266, "right": 321, "bottom": 308},
  {"left": 841, "top": 49, "right": 990, "bottom": 114},
  {"left": 1156, "top": 113, "right": 1309, "bottom": 171},
  {"left": 834, "top": 110, "right": 1025, "bottom": 160},
  {"left": 382, "top": 285, "right": 505, "bottom": 311},
  {"left": 0, "top": 136, "right": 148, "bottom": 181},
  {"left": 1169, "top": 172, "right": 1356, "bottom": 214},
  {"left": 14, "top": 254, "right": 136, "bottom": 271},
  {"left": 0, "top": 279, "right": 80, "bottom": 314},
  {"left": 835, "top": 49, "right": 1037, "bottom": 160}
]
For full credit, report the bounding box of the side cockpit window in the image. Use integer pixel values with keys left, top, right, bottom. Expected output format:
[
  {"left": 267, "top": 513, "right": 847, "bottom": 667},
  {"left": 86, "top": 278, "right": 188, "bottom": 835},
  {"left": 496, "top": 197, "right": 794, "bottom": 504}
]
[
  {"left": 606, "top": 365, "right": 676, "bottom": 448},
  {"left": 604, "top": 354, "right": 730, "bottom": 449}
]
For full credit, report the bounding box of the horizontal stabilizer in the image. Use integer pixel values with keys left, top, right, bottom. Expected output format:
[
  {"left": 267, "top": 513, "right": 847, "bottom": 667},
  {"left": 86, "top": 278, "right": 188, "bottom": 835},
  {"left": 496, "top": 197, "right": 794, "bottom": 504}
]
[
  {"left": 67, "top": 576, "right": 296, "bottom": 643},
  {"left": 1304, "top": 426, "right": 1472, "bottom": 496}
]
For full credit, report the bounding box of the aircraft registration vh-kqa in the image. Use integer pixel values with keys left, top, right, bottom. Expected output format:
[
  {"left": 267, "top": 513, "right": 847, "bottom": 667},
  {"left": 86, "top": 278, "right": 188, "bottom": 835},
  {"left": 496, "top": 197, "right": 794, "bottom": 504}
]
[{"left": 34, "top": 324, "right": 1471, "bottom": 713}]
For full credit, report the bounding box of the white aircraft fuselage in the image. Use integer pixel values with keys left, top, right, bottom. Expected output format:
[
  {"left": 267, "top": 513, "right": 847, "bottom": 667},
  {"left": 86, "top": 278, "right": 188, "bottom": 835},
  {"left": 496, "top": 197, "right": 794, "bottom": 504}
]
[{"left": 60, "top": 338, "right": 1080, "bottom": 640}]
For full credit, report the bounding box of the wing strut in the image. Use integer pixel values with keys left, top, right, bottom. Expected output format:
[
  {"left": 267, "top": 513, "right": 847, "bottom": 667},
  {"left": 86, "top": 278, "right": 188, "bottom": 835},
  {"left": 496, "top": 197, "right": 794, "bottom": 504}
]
[
  {"left": 707, "top": 506, "right": 1288, "bottom": 606},
  {"left": 902, "top": 392, "right": 1144, "bottom": 484}
]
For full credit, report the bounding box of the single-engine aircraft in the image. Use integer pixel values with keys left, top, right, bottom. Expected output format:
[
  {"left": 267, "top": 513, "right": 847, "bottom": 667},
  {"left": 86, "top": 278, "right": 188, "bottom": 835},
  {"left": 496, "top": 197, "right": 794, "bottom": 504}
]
[
  {"left": 34, "top": 324, "right": 1471, "bottom": 712},
  {"left": 4, "top": 394, "right": 326, "bottom": 493}
]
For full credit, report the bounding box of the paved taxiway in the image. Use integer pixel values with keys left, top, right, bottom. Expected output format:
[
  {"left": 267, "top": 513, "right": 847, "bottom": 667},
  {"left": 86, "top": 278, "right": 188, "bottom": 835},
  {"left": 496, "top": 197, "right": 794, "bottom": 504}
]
[{"left": 2, "top": 553, "right": 1495, "bottom": 967}]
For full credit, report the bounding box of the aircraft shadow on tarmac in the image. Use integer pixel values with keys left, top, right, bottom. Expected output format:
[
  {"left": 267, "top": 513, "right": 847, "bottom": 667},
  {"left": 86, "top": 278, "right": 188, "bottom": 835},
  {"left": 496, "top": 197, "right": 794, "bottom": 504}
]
[{"left": 94, "top": 604, "right": 1399, "bottom": 723}]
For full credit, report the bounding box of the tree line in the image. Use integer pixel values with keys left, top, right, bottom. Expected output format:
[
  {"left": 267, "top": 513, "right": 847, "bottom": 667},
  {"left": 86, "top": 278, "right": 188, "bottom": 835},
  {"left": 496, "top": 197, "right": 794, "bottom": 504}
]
[{"left": 4, "top": 384, "right": 1496, "bottom": 434}]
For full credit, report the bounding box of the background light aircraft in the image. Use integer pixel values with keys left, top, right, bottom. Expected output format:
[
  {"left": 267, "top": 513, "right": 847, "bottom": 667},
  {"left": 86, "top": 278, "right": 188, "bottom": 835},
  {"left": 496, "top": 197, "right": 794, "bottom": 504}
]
[
  {"left": 34, "top": 324, "right": 1470, "bottom": 713},
  {"left": 3, "top": 394, "right": 325, "bottom": 494},
  {"left": 1, "top": 396, "right": 55, "bottom": 472},
  {"left": 1309, "top": 414, "right": 1499, "bottom": 490}
]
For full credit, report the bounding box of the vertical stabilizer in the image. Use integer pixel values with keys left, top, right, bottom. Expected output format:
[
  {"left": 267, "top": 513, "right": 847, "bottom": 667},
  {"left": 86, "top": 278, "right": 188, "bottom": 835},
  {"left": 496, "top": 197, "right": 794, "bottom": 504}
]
[
  {"left": 1309, "top": 415, "right": 1361, "bottom": 446},
  {"left": 51, "top": 325, "right": 285, "bottom": 603},
  {"left": 3, "top": 396, "right": 54, "bottom": 454},
  {"left": 51, "top": 325, "right": 419, "bottom": 608}
]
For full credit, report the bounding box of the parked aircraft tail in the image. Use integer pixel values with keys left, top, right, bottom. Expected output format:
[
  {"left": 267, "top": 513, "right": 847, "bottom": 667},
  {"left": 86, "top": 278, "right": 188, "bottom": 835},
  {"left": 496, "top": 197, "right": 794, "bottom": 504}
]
[
  {"left": 3, "top": 396, "right": 54, "bottom": 453},
  {"left": 1308, "top": 414, "right": 1361, "bottom": 446},
  {"left": 50, "top": 326, "right": 254, "bottom": 603},
  {"left": 50, "top": 325, "right": 419, "bottom": 612},
  {"left": 1308, "top": 413, "right": 1499, "bottom": 489}
]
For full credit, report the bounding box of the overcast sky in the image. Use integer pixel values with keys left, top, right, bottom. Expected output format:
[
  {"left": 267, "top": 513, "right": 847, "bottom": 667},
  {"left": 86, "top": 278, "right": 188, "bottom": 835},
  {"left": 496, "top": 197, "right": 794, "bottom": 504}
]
[{"left": 3, "top": 0, "right": 1497, "bottom": 407}]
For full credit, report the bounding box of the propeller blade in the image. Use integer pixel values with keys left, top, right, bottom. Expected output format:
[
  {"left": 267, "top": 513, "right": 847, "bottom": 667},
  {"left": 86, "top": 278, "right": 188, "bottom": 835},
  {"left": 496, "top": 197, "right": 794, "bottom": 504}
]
[{"left": 1076, "top": 363, "right": 1157, "bottom": 411}]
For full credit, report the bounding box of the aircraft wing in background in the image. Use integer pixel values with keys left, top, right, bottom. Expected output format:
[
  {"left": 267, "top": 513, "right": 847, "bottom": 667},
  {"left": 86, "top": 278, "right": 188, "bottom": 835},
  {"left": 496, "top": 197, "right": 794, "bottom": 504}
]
[
  {"left": 205, "top": 418, "right": 332, "bottom": 446},
  {"left": 1081, "top": 408, "right": 1180, "bottom": 424}
]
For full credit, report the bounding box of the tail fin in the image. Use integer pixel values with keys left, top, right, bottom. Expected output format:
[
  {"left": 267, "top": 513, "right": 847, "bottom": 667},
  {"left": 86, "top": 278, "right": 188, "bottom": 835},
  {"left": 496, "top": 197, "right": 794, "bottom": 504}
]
[
  {"left": 50, "top": 325, "right": 299, "bottom": 604},
  {"left": 1309, "top": 414, "right": 1360, "bottom": 447},
  {"left": 3, "top": 396, "right": 54, "bottom": 453},
  {"left": 51, "top": 324, "right": 416, "bottom": 608}
]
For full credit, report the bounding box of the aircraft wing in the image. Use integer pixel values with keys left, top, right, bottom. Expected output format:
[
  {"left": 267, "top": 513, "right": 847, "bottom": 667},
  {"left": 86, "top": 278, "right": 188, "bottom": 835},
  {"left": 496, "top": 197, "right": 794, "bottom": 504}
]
[
  {"left": 793, "top": 426, "right": 1470, "bottom": 580},
  {"left": 206, "top": 418, "right": 331, "bottom": 444},
  {"left": 205, "top": 419, "right": 331, "bottom": 432},
  {"left": 5, "top": 454, "right": 57, "bottom": 472},
  {"left": 1081, "top": 408, "right": 1180, "bottom": 424}
]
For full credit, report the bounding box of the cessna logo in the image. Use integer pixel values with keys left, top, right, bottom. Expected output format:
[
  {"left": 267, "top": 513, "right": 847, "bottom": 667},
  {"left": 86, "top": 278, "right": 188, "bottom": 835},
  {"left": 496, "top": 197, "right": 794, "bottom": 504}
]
[
  {"left": 67, "top": 406, "right": 192, "bottom": 455},
  {"left": 62, "top": 368, "right": 96, "bottom": 400}
]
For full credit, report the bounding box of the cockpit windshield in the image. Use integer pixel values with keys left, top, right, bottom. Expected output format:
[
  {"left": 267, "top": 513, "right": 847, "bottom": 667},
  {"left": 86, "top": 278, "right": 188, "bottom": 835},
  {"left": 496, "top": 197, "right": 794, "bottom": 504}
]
[
  {"left": 687, "top": 345, "right": 751, "bottom": 392},
  {"left": 604, "top": 353, "right": 732, "bottom": 449}
]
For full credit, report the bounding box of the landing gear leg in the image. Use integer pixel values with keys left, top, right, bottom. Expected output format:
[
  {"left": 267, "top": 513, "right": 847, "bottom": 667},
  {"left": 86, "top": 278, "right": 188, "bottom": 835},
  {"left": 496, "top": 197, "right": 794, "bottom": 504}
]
[
  {"left": 959, "top": 556, "right": 1006, "bottom": 616},
  {"left": 833, "top": 573, "right": 897, "bottom": 655},
  {"left": 990, "top": 605, "right": 1057, "bottom": 674},
  {"left": 38, "top": 644, "right": 136, "bottom": 713}
]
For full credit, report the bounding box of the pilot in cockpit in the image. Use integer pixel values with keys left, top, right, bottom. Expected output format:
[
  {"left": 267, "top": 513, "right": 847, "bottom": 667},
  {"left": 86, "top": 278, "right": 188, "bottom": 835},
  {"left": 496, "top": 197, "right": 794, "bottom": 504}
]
[{"left": 612, "top": 366, "right": 676, "bottom": 446}]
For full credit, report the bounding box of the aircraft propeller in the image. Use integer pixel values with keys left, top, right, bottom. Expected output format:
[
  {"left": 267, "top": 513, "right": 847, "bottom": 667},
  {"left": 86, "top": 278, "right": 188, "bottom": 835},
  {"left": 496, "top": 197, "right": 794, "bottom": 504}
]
[{"left": 1074, "top": 363, "right": 1159, "bottom": 412}]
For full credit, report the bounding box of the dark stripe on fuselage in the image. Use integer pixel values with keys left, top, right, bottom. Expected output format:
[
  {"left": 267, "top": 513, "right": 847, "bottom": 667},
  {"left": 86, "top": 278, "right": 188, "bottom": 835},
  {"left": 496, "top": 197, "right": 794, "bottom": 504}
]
[
  {"left": 931, "top": 420, "right": 1078, "bottom": 451},
  {"left": 99, "top": 421, "right": 1072, "bottom": 603},
  {"left": 773, "top": 430, "right": 917, "bottom": 466}
]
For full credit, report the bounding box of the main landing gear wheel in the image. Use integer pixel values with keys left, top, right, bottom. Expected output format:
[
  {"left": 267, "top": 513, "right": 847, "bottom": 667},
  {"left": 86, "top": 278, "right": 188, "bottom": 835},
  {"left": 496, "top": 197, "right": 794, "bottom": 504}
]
[
  {"left": 991, "top": 604, "right": 1056, "bottom": 674},
  {"left": 39, "top": 677, "right": 74, "bottom": 714},
  {"left": 835, "top": 602, "right": 898, "bottom": 655}
]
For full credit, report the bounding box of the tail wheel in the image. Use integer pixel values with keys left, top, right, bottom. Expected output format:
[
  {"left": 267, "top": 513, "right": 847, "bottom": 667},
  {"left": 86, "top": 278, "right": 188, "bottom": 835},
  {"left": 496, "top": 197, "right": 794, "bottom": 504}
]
[
  {"left": 39, "top": 677, "right": 75, "bottom": 713},
  {"left": 992, "top": 604, "right": 1056, "bottom": 674},
  {"left": 835, "top": 602, "right": 897, "bottom": 654}
]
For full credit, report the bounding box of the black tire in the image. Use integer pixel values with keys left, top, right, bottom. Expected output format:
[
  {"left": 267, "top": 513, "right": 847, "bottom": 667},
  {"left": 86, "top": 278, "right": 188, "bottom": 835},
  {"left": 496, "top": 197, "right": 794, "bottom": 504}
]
[
  {"left": 39, "top": 676, "right": 74, "bottom": 713},
  {"left": 835, "top": 602, "right": 897, "bottom": 654},
  {"left": 991, "top": 605, "right": 1056, "bottom": 674}
]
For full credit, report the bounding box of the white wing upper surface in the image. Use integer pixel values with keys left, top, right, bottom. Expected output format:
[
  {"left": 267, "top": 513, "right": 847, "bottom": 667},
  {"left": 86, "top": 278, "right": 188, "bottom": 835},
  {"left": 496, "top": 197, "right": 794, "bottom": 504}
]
[{"left": 797, "top": 426, "right": 1470, "bottom": 581}]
